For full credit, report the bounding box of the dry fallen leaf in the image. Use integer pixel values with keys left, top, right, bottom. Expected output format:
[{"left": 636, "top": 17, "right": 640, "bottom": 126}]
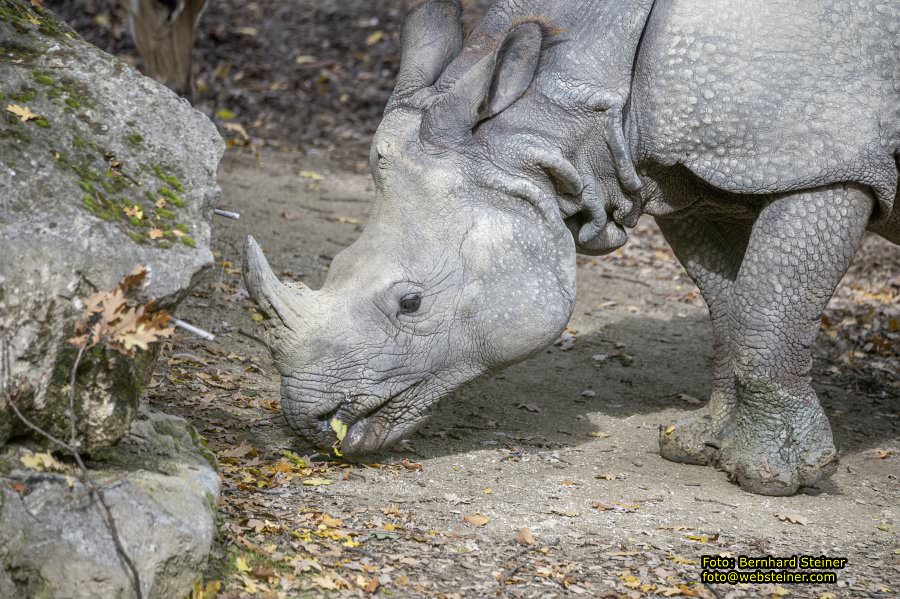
[
  {"left": 462, "top": 513, "right": 490, "bottom": 527},
  {"left": 588, "top": 431, "right": 611, "bottom": 439},
  {"left": 20, "top": 451, "right": 65, "bottom": 472},
  {"left": 148, "top": 228, "right": 164, "bottom": 240},
  {"left": 516, "top": 527, "right": 536, "bottom": 546},
  {"left": 365, "top": 30, "right": 384, "bottom": 45},
  {"left": 6, "top": 103, "right": 39, "bottom": 122},
  {"left": 776, "top": 512, "right": 808, "bottom": 526},
  {"left": 124, "top": 204, "right": 143, "bottom": 220},
  {"left": 327, "top": 215, "right": 362, "bottom": 225},
  {"left": 223, "top": 122, "right": 249, "bottom": 140},
  {"left": 330, "top": 417, "right": 347, "bottom": 457},
  {"left": 400, "top": 458, "right": 423, "bottom": 471},
  {"left": 299, "top": 170, "right": 324, "bottom": 180},
  {"left": 303, "top": 478, "right": 335, "bottom": 486},
  {"left": 676, "top": 392, "right": 703, "bottom": 405},
  {"left": 685, "top": 533, "right": 719, "bottom": 543},
  {"left": 866, "top": 448, "right": 894, "bottom": 459},
  {"left": 219, "top": 441, "right": 256, "bottom": 459}
]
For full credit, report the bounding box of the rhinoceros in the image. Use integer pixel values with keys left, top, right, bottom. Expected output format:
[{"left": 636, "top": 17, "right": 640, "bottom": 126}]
[{"left": 244, "top": 0, "right": 899, "bottom": 495}]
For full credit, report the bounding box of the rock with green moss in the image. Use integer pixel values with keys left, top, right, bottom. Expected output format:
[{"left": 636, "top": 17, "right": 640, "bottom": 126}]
[
  {"left": 0, "top": 0, "right": 223, "bottom": 451},
  {"left": 0, "top": 406, "right": 220, "bottom": 599}
]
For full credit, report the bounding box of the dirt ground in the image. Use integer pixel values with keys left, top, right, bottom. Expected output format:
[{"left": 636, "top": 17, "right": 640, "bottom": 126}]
[{"left": 49, "top": 1, "right": 900, "bottom": 597}]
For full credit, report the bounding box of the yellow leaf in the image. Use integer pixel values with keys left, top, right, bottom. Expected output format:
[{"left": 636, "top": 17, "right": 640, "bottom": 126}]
[
  {"left": 772, "top": 585, "right": 790, "bottom": 597},
  {"left": 148, "top": 228, "right": 164, "bottom": 240},
  {"left": 330, "top": 417, "right": 347, "bottom": 456},
  {"left": 303, "top": 477, "right": 335, "bottom": 486},
  {"left": 190, "top": 579, "right": 221, "bottom": 599},
  {"left": 365, "top": 30, "right": 384, "bottom": 45},
  {"left": 462, "top": 513, "right": 490, "bottom": 527},
  {"left": 216, "top": 108, "right": 236, "bottom": 121},
  {"left": 665, "top": 425, "right": 676, "bottom": 435},
  {"left": 328, "top": 215, "right": 362, "bottom": 225},
  {"left": 223, "top": 122, "right": 249, "bottom": 140},
  {"left": 155, "top": 198, "right": 167, "bottom": 209},
  {"left": 124, "top": 204, "right": 143, "bottom": 220},
  {"left": 685, "top": 533, "right": 718, "bottom": 543},
  {"left": 20, "top": 451, "right": 64, "bottom": 472},
  {"left": 668, "top": 554, "right": 698, "bottom": 565},
  {"left": 588, "top": 431, "right": 611, "bottom": 438},
  {"left": 483, "top": 487, "right": 493, "bottom": 494},
  {"left": 311, "top": 574, "right": 341, "bottom": 590},
  {"left": 251, "top": 312, "right": 265, "bottom": 322},
  {"left": 6, "top": 103, "right": 39, "bottom": 122},
  {"left": 234, "top": 556, "right": 251, "bottom": 573},
  {"left": 299, "top": 170, "right": 324, "bottom": 180},
  {"left": 620, "top": 574, "right": 641, "bottom": 589},
  {"left": 321, "top": 514, "right": 342, "bottom": 527}
]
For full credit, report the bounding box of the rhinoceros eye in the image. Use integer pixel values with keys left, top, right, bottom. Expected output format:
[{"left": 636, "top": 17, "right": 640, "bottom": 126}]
[{"left": 399, "top": 293, "right": 422, "bottom": 314}]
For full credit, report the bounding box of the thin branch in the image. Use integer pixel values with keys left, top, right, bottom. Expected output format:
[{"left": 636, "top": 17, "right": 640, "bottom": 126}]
[
  {"left": 1, "top": 338, "right": 143, "bottom": 599},
  {"left": 68, "top": 343, "right": 86, "bottom": 448}
]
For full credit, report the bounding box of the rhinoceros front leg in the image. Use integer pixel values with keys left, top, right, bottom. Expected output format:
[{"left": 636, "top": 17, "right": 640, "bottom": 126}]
[
  {"left": 718, "top": 185, "right": 874, "bottom": 495},
  {"left": 655, "top": 213, "right": 754, "bottom": 466}
]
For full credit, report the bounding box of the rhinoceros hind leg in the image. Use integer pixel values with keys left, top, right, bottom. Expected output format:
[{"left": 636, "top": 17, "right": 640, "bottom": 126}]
[
  {"left": 655, "top": 213, "right": 753, "bottom": 466},
  {"left": 717, "top": 185, "right": 873, "bottom": 495}
]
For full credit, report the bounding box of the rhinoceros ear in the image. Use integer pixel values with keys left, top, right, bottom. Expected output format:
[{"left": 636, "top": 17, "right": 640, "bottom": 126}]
[
  {"left": 479, "top": 22, "right": 543, "bottom": 119},
  {"left": 393, "top": 0, "right": 463, "bottom": 97},
  {"left": 423, "top": 21, "right": 543, "bottom": 140}
]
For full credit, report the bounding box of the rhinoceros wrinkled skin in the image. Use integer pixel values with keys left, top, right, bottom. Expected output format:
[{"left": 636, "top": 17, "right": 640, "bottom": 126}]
[{"left": 245, "top": 0, "right": 899, "bottom": 495}]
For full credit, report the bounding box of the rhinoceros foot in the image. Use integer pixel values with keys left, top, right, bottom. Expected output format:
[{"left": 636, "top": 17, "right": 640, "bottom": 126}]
[
  {"left": 718, "top": 391, "right": 838, "bottom": 496},
  {"left": 659, "top": 390, "right": 734, "bottom": 466}
]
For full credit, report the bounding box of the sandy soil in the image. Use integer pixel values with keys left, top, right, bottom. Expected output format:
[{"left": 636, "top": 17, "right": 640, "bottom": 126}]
[{"left": 142, "top": 151, "right": 899, "bottom": 598}]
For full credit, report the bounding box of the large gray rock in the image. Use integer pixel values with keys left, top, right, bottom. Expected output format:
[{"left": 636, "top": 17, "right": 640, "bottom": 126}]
[
  {"left": 0, "top": 0, "right": 222, "bottom": 451},
  {"left": 0, "top": 406, "right": 220, "bottom": 599}
]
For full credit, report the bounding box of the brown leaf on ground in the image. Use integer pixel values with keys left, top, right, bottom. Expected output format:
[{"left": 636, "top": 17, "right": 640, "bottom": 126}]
[
  {"left": 462, "top": 513, "right": 490, "bottom": 527},
  {"left": 516, "top": 527, "right": 536, "bottom": 546},
  {"left": 400, "top": 458, "right": 423, "bottom": 471},
  {"left": 776, "top": 512, "right": 808, "bottom": 526}
]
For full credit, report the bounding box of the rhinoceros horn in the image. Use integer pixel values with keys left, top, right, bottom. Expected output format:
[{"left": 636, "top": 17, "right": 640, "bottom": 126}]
[{"left": 242, "top": 236, "right": 308, "bottom": 333}]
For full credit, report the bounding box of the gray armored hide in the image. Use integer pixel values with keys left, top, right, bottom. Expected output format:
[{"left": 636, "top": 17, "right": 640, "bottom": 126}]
[{"left": 0, "top": 0, "right": 222, "bottom": 451}]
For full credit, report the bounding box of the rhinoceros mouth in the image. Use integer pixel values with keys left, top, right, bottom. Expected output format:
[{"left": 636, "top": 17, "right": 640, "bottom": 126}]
[{"left": 309, "top": 380, "right": 427, "bottom": 455}]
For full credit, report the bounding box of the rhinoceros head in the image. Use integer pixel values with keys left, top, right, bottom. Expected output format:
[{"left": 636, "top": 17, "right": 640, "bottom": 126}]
[{"left": 243, "top": 0, "right": 578, "bottom": 454}]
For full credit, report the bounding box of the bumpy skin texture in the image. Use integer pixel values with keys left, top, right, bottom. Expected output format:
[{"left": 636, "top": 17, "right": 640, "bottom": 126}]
[{"left": 245, "top": 0, "right": 899, "bottom": 495}]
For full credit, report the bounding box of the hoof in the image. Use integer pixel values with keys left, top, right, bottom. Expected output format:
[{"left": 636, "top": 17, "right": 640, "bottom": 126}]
[
  {"left": 659, "top": 397, "right": 733, "bottom": 466},
  {"left": 719, "top": 408, "right": 838, "bottom": 496},
  {"left": 659, "top": 414, "right": 721, "bottom": 465},
  {"left": 724, "top": 452, "right": 839, "bottom": 496}
]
